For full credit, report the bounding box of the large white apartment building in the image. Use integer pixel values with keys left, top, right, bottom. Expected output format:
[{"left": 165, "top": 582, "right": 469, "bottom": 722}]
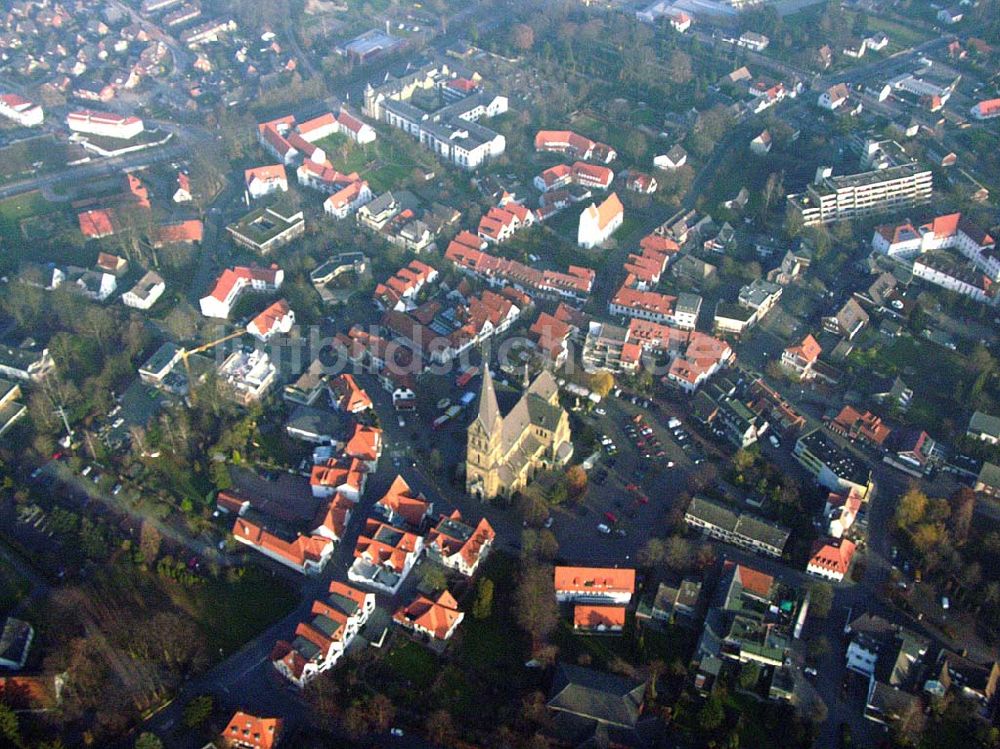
[
  {"left": 67, "top": 110, "right": 144, "bottom": 139},
  {"left": 0, "top": 94, "right": 43, "bottom": 127},
  {"left": 787, "top": 163, "right": 932, "bottom": 227}
]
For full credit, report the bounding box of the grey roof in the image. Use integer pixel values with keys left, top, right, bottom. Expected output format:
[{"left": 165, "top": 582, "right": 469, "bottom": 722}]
[
  {"left": 0, "top": 617, "right": 32, "bottom": 667},
  {"left": 686, "top": 496, "right": 790, "bottom": 551},
  {"left": 547, "top": 663, "right": 645, "bottom": 728},
  {"left": 969, "top": 411, "right": 1000, "bottom": 439},
  {"left": 978, "top": 461, "right": 1000, "bottom": 489},
  {"left": 676, "top": 292, "right": 702, "bottom": 316},
  {"left": 476, "top": 364, "right": 501, "bottom": 432}
]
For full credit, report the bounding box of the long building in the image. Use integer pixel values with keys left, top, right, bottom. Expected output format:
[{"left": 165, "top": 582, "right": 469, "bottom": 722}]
[
  {"left": 363, "top": 63, "right": 507, "bottom": 170},
  {"left": 0, "top": 94, "right": 43, "bottom": 127},
  {"left": 66, "top": 110, "right": 144, "bottom": 139},
  {"left": 787, "top": 163, "right": 932, "bottom": 227}
]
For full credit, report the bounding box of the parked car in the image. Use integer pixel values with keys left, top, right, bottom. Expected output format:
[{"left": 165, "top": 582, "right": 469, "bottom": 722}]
[
  {"left": 769, "top": 434, "right": 781, "bottom": 448},
  {"left": 597, "top": 523, "right": 611, "bottom": 534}
]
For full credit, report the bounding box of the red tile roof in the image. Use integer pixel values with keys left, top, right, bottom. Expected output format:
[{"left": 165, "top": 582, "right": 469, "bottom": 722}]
[
  {"left": 156, "top": 219, "right": 204, "bottom": 244},
  {"left": 786, "top": 334, "right": 821, "bottom": 364},
  {"left": 376, "top": 475, "right": 429, "bottom": 526},
  {"left": 249, "top": 299, "right": 292, "bottom": 336},
  {"left": 809, "top": 537, "right": 857, "bottom": 576},
  {"left": 611, "top": 285, "right": 676, "bottom": 317},
  {"left": 78, "top": 208, "right": 115, "bottom": 238},
  {"left": 344, "top": 423, "right": 382, "bottom": 462},
  {"left": 221, "top": 711, "right": 283, "bottom": 749},
  {"left": 554, "top": 566, "right": 636, "bottom": 596},
  {"left": 245, "top": 164, "right": 287, "bottom": 188},
  {"left": 393, "top": 589, "right": 463, "bottom": 640},
  {"left": 574, "top": 604, "right": 626, "bottom": 629}
]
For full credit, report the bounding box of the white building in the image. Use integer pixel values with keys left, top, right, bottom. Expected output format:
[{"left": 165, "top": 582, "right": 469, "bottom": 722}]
[
  {"left": 244, "top": 165, "right": 288, "bottom": 200},
  {"left": 122, "top": 271, "right": 165, "bottom": 309},
  {"left": 247, "top": 299, "right": 295, "bottom": 341},
  {"left": 324, "top": 180, "right": 373, "bottom": 219},
  {"left": 218, "top": 349, "right": 278, "bottom": 404},
  {"left": 0, "top": 94, "right": 43, "bottom": 127},
  {"left": 818, "top": 83, "right": 850, "bottom": 111},
  {"left": 577, "top": 192, "right": 624, "bottom": 249},
  {"left": 66, "top": 110, "right": 144, "bottom": 139},
  {"left": 199, "top": 265, "right": 284, "bottom": 319}
]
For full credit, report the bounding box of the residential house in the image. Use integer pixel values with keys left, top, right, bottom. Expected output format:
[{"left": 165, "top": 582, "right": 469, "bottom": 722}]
[
  {"left": 247, "top": 299, "right": 295, "bottom": 341},
  {"left": 199, "top": 264, "right": 284, "bottom": 318},
  {"left": 781, "top": 334, "right": 821, "bottom": 379},
  {"left": 329, "top": 374, "right": 372, "bottom": 413},
  {"left": 750, "top": 130, "right": 772, "bottom": 155},
  {"left": 636, "top": 579, "right": 702, "bottom": 627},
  {"left": 653, "top": 144, "right": 687, "bottom": 170},
  {"left": 807, "top": 537, "right": 857, "bottom": 582},
  {"left": 218, "top": 350, "right": 278, "bottom": 405},
  {"left": 122, "top": 270, "right": 165, "bottom": 309},
  {"left": 823, "top": 298, "right": 869, "bottom": 340},
  {"left": 975, "top": 462, "right": 1000, "bottom": 498},
  {"left": 425, "top": 510, "right": 495, "bottom": 576},
  {"left": 393, "top": 589, "right": 464, "bottom": 642},
  {"left": 967, "top": 411, "right": 1000, "bottom": 443},
  {"left": 244, "top": 164, "right": 288, "bottom": 199},
  {"left": 545, "top": 663, "right": 657, "bottom": 748},
  {"left": 348, "top": 519, "right": 424, "bottom": 593},
  {"left": 534, "top": 130, "right": 616, "bottom": 163},
  {"left": 827, "top": 405, "right": 891, "bottom": 449},
  {"left": 0, "top": 618, "right": 33, "bottom": 670},
  {"left": 271, "top": 581, "right": 375, "bottom": 688},
  {"left": 574, "top": 605, "right": 626, "bottom": 634},
  {"left": 373, "top": 475, "right": 432, "bottom": 530},
  {"left": 227, "top": 204, "right": 305, "bottom": 254},
  {"left": 818, "top": 83, "right": 850, "bottom": 111},
  {"left": 554, "top": 566, "right": 636, "bottom": 605},
  {"left": 684, "top": 496, "right": 790, "bottom": 558},
  {"left": 220, "top": 711, "right": 283, "bottom": 749}
]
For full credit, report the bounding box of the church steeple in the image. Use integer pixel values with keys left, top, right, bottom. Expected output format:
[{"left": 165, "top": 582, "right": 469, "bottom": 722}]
[{"left": 476, "top": 362, "right": 501, "bottom": 433}]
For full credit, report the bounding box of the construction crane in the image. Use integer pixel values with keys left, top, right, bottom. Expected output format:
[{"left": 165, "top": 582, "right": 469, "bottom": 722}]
[{"left": 180, "top": 330, "right": 245, "bottom": 403}]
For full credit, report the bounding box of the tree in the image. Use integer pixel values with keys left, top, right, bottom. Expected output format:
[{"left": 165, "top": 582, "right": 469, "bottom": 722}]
[
  {"left": 588, "top": 371, "right": 615, "bottom": 398},
  {"left": 425, "top": 708, "right": 457, "bottom": 745},
  {"left": 738, "top": 661, "right": 760, "bottom": 689},
  {"left": 516, "top": 565, "right": 559, "bottom": 645},
  {"left": 139, "top": 521, "right": 162, "bottom": 564},
  {"left": 421, "top": 564, "right": 448, "bottom": 593},
  {"left": 367, "top": 693, "right": 395, "bottom": 733},
  {"left": 0, "top": 704, "right": 20, "bottom": 748},
  {"left": 808, "top": 635, "right": 831, "bottom": 662},
  {"left": 623, "top": 131, "right": 649, "bottom": 162},
  {"left": 472, "top": 578, "right": 494, "bottom": 620},
  {"left": 809, "top": 582, "right": 834, "bottom": 619},
  {"left": 948, "top": 487, "right": 975, "bottom": 546},
  {"left": 698, "top": 693, "right": 725, "bottom": 732},
  {"left": 517, "top": 489, "right": 550, "bottom": 527},
  {"left": 565, "top": 465, "right": 588, "bottom": 499},
  {"left": 895, "top": 487, "right": 928, "bottom": 529},
  {"left": 182, "top": 695, "right": 214, "bottom": 729},
  {"left": 637, "top": 538, "right": 666, "bottom": 567},
  {"left": 512, "top": 24, "right": 534, "bottom": 51},
  {"left": 664, "top": 535, "right": 692, "bottom": 571},
  {"left": 134, "top": 734, "right": 164, "bottom": 749}
]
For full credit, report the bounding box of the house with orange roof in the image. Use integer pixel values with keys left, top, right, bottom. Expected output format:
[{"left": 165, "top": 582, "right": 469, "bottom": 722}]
[
  {"left": 173, "top": 171, "right": 192, "bottom": 203},
  {"left": 96, "top": 252, "right": 128, "bottom": 276},
  {"left": 807, "top": 537, "right": 856, "bottom": 582},
  {"left": 199, "top": 264, "right": 284, "bottom": 318},
  {"left": 153, "top": 219, "right": 204, "bottom": 247},
  {"left": 247, "top": 299, "right": 295, "bottom": 341},
  {"left": 529, "top": 312, "right": 573, "bottom": 367},
  {"left": 534, "top": 130, "right": 617, "bottom": 163},
  {"left": 872, "top": 212, "right": 997, "bottom": 280},
  {"left": 312, "top": 493, "right": 354, "bottom": 543},
  {"left": 374, "top": 475, "right": 432, "bottom": 529},
  {"left": 781, "top": 334, "right": 822, "bottom": 379},
  {"left": 329, "top": 374, "right": 372, "bottom": 413},
  {"left": 573, "top": 604, "right": 626, "bottom": 633},
  {"left": 827, "top": 405, "right": 892, "bottom": 449},
  {"left": 426, "top": 510, "right": 495, "bottom": 576},
  {"left": 324, "top": 179, "right": 373, "bottom": 219},
  {"left": 373, "top": 259, "right": 439, "bottom": 312},
  {"left": 578, "top": 192, "right": 624, "bottom": 248},
  {"left": 626, "top": 171, "right": 658, "bottom": 194},
  {"left": 394, "top": 589, "right": 464, "bottom": 641},
  {"left": 609, "top": 285, "right": 676, "bottom": 326},
  {"left": 232, "top": 517, "right": 335, "bottom": 575},
  {"left": 666, "top": 332, "right": 734, "bottom": 393},
  {"left": 343, "top": 423, "right": 383, "bottom": 468},
  {"left": 534, "top": 163, "right": 574, "bottom": 192},
  {"left": 221, "top": 711, "right": 283, "bottom": 749},
  {"left": 824, "top": 487, "right": 864, "bottom": 539},
  {"left": 78, "top": 208, "right": 115, "bottom": 239},
  {"left": 296, "top": 112, "right": 339, "bottom": 142},
  {"left": 310, "top": 456, "right": 367, "bottom": 501},
  {"left": 349, "top": 518, "right": 424, "bottom": 593},
  {"left": 271, "top": 580, "right": 375, "bottom": 688},
  {"left": 296, "top": 160, "right": 358, "bottom": 193},
  {"left": 245, "top": 164, "right": 288, "bottom": 200},
  {"left": 257, "top": 115, "right": 299, "bottom": 163},
  {"left": 336, "top": 108, "right": 377, "bottom": 144},
  {"left": 971, "top": 98, "right": 1000, "bottom": 120},
  {"left": 554, "top": 566, "right": 636, "bottom": 605}
]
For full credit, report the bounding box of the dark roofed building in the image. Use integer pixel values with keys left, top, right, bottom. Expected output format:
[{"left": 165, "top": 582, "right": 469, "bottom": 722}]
[{"left": 546, "top": 663, "right": 661, "bottom": 747}]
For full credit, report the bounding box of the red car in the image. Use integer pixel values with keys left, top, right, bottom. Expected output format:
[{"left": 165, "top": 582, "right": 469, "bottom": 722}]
[
  {"left": 625, "top": 483, "right": 639, "bottom": 493},
  {"left": 604, "top": 511, "right": 618, "bottom": 524},
  {"left": 637, "top": 494, "right": 649, "bottom": 505}
]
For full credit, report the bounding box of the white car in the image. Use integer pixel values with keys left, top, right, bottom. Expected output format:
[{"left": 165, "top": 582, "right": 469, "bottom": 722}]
[
  {"left": 769, "top": 434, "right": 781, "bottom": 448},
  {"left": 597, "top": 523, "right": 611, "bottom": 534},
  {"left": 595, "top": 407, "right": 607, "bottom": 416}
]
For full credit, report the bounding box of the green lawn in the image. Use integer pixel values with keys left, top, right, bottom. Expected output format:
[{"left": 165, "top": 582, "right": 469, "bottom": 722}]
[
  {"left": 0, "top": 191, "right": 52, "bottom": 240},
  {"left": 383, "top": 640, "right": 439, "bottom": 690},
  {"left": 169, "top": 567, "right": 298, "bottom": 654}
]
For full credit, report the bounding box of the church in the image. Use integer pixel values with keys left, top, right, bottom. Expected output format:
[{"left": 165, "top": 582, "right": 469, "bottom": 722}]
[{"left": 466, "top": 366, "right": 574, "bottom": 500}]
